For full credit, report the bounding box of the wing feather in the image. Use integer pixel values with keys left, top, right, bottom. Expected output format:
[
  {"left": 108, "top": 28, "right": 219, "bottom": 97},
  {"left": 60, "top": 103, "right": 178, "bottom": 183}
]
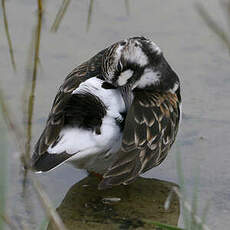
[
  {"left": 99, "top": 90, "right": 180, "bottom": 189},
  {"left": 32, "top": 50, "right": 106, "bottom": 170}
]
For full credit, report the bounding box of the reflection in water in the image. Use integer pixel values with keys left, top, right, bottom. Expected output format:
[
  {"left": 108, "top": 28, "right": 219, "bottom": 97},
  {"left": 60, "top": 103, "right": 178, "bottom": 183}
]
[{"left": 48, "top": 176, "right": 180, "bottom": 230}]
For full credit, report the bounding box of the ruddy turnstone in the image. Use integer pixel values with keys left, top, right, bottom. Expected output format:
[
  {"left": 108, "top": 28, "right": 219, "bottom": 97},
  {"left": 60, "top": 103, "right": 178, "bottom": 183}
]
[{"left": 32, "top": 37, "right": 181, "bottom": 190}]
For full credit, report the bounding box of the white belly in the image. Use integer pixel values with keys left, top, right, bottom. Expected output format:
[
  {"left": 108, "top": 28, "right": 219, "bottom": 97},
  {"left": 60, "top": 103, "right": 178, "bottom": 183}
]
[
  {"left": 47, "top": 77, "right": 126, "bottom": 173},
  {"left": 64, "top": 116, "right": 122, "bottom": 173}
]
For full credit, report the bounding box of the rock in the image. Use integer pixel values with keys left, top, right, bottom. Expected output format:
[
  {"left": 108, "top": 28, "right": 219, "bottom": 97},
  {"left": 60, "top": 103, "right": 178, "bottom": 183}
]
[{"left": 48, "top": 176, "right": 180, "bottom": 230}]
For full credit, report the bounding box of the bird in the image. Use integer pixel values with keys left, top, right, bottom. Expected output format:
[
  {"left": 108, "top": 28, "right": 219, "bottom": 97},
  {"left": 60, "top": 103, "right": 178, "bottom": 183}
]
[{"left": 31, "top": 36, "right": 181, "bottom": 190}]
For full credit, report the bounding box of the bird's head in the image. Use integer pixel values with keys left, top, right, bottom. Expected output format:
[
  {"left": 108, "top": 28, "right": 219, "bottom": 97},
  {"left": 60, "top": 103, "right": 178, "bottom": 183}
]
[{"left": 102, "top": 36, "right": 180, "bottom": 107}]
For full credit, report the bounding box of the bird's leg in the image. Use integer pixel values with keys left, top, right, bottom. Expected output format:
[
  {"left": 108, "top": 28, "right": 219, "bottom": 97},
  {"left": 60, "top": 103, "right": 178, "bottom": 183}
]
[{"left": 88, "top": 171, "right": 103, "bottom": 180}]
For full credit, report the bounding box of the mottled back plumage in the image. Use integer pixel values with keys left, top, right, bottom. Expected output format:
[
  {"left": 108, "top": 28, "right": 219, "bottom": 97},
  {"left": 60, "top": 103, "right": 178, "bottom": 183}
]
[{"left": 99, "top": 90, "right": 180, "bottom": 189}]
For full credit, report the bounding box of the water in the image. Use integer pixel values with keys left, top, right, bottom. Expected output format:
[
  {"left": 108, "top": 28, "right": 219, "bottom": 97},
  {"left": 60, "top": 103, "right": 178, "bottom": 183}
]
[{"left": 0, "top": 0, "right": 230, "bottom": 229}]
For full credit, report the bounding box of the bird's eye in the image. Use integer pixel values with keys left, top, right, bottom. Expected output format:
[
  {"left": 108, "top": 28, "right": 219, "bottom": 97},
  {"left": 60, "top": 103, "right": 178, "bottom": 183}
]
[
  {"left": 134, "top": 42, "right": 139, "bottom": 47},
  {"left": 120, "top": 41, "right": 126, "bottom": 46}
]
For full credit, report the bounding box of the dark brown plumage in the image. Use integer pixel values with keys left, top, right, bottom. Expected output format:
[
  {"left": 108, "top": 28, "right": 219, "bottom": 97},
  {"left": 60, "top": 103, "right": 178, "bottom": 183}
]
[{"left": 99, "top": 90, "right": 180, "bottom": 189}]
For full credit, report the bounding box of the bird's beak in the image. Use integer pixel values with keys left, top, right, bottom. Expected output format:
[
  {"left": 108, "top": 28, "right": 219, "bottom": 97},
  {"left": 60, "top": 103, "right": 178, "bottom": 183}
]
[{"left": 119, "top": 85, "right": 133, "bottom": 110}]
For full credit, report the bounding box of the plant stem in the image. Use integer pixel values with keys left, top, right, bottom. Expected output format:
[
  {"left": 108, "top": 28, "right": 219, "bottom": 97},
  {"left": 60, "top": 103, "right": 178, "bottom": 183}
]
[
  {"left": 51, "top": 0, "right": 70, "bottom": 32},
  {"left": 1, "top": 0, "right": 17, "bottom": 71}
]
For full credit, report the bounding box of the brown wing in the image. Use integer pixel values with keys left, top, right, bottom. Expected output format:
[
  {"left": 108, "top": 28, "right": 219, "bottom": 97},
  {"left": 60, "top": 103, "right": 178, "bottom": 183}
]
[
  {"left": 99, "top": 90, "right": 180, "bottom": 189},
  {"left": 31, "top": 49, "right": 106, "bottom": 170}
]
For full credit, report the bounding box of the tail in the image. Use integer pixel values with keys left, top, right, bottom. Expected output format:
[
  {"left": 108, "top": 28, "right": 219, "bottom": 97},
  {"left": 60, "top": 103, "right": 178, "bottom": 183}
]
[{"left": 32, "top": 151, "right": 72, "bottom": 172}]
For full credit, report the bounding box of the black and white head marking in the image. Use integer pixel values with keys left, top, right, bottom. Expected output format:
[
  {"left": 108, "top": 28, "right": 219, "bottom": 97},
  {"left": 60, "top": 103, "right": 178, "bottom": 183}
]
[
  {"left": 102, "top": 37, "right": 178, "bottom": 90},
  {"left": 102, "top": 36, "right": 180, "bottom": 109},
  {"left": 102, "top": 36, "right": 162, "bottom": 87}
]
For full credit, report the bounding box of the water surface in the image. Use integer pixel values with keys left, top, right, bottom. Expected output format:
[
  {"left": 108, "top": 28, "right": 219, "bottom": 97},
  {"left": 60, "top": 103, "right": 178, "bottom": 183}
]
[{"left": 1, "top": 0, "right": 230, "bottom": 229}]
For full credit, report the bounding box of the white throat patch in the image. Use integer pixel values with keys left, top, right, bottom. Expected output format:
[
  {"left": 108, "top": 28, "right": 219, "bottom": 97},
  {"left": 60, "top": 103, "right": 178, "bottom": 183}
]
[
  {"left": 117, "top": 69, "right": 134, "bottom": 86},
  {"left": 133, "top": 68, "right": 160, "bottom": 89}
]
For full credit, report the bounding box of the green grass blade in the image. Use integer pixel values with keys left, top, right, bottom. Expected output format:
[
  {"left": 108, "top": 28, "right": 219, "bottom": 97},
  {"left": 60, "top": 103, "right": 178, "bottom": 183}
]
[
  {"left": 124, "top": 0, "right": 130, "bottom": 15},
  {"left": 32, "top": 178, "right": 67, "bottom": 230},
  {"left": 0, "top": 86, "right": 23, "bottom": 152},
  {"left": 196, "top": 3, "right": 230, "bottom": 52},
  {"left": 173, "top": 187, "right": 212, "bottom": 230},
  {"left": 86, "top": 0, "right": 94, "bottom": 32},
  {"left": 142, "top": 220, "right": 184, "bottom": 230},
  {"left": 154, "top": 223, "right": 183, "bottom": 230},
  {"left": 38, "top": 216, "right": 49, "bottom": 230},
  {"left": 1, "top": 0, "right": 17, "bottom": 71},
  {"left": 0, "top": 115, "right": 7, "bottom": 230},
  {"left": 175, "top": 147, "right": 190, "bottom": 228},
  {"left": 190, "top": 170, "right": 200, "bottom": 230},
  {"left": 51, "top": 0, "right": 71, "bottom": 32},
  {"left": 0, "top": 214, "right": 17, "bottom": 230},
  {"left": 221, "top": 0, "right": 230, "bottom": 29},
  {"left": 175, "top": 147, "right": 185, "bottom": 192},
  {"left": 198, "top": 201, "right": 210, "bottom": 230},
  {"left": 25, "top": 0, "right": 43, "bottom": 167}
]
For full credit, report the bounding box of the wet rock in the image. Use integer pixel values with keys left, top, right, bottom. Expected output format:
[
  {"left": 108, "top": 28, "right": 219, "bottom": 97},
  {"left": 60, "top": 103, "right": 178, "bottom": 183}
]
[{"left": 48, "top": 176, "right": 180, "bottom": 230}]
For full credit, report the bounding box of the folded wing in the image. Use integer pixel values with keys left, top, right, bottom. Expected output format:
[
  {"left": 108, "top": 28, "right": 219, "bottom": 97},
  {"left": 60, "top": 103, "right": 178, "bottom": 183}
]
[
  {"left": 31, "top": 50, "right": 106, "bottom": 171},
  {"left": 99, "top": 90, "right": 180, "bottom": 189}
]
